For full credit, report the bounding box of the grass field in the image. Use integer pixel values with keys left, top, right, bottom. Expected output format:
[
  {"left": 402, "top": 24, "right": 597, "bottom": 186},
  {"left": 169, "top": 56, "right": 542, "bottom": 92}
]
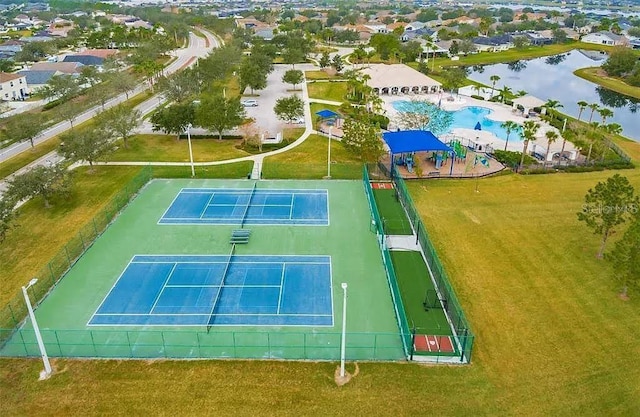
[
  {"left": 0, "top": 138, "right": 61, "bottom": 179},
  {"left": 307, "top": 82, "right": 347, "bottom": 103},
  {"left": 574, "top": 67, "right": 640, "bottom": 100},
  {"left": 262, "top": 134, "right": 361, "bottom": 179},
  {"left": 304, "top": 70, "right": 341, "bottom": 80},
  {"left": 372, "top": 188, "right": 413, "bottom": 235},
  {"left": 106, "top": 134, "right": 250, "bottom": 162}
]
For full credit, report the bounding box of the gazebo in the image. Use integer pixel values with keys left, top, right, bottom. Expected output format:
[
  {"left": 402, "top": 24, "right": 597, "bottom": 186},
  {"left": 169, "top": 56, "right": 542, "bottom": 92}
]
[
  {"left": 382, "top": 130, "right": 454, "bottom": 176},
  {"left": 512, "top": 95, "right": 546, "bottom": 115}
]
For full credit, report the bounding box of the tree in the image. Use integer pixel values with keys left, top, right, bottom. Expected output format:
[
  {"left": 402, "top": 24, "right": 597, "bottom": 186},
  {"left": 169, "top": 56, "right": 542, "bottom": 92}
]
[
  {"left": 96, "top": 104, "right": 142, "bottom": 149},
  {"left": 319, "top": 51, "right": 331, "bottom": 69},
  {"left": 56, "top": 103, "right": 80, "bottom": 129},
  {"left": 274, "top": 95, "right": 304, "bottom": 122},
  {"left": 606, "top": 213, "right": 640, "bottom": 299},
  {"left": 598, "top": 108, "right": 614, "bottom": 125},
  {"left": 283, "top": 47, "right": 304, "bottom": 69},
  {"left": 59, "top": 126, "right": 114, "bottom": 170},
  {"left": 3, "top": 113, "right": 45, "bottom": 148},
  {"left": 552, "top": 28, "right": 568, "bottom": 44},
  {"left": 441, "top": 67, "right": 468, "bottom": 95},
  {"left": 513, "top": 36, "right": 530, "bottom": 49},
  {"left": 498, "top": 85, "right": 512, "bottom": 103},
  {"left": 79, "top": 65, "right": 102, "bottom": 88},
  {"left": 416, "top": 8, "right": 438, "bottom": 22},
  {"left": 39, "top": 74, "right": 80, "bottom": 102},
  {"left": 342, "top": 115, "right": 385, "bottom": 163},
  {"left": 577, "top": 100, "right": 588, "bottom": 121},
  {"left": 544, "top": 99, "right": 563, "bottom": 116},
  {"left": 239, "top": 61, "right": 268, "bottom": 95},
  {"left": 519, "top": 120, "right": 540, "bottom": 170},
  {"left": 500, "top": 120, "right": 520, "bottom": 151},
  {"left": 109, "top": 71, "right": 137, "bottom": 100},
  {"left": 150, "top": 102, "right": 195, "bottom": 140},
  {"left": 577, "top": 174, "right": 639, "bottom": 258},
  {"left": 544, "top": 130, "right": 559, "bottom": 163},
  {"left": 157, "top": 68, "right": 201, "bottom": 103},
  {"left": 489, "top": 75, "right": 500, "bottom": 98},
  {"left": 601, "top": 47, "right": 638, "bottom": 77},
  {"left": 282, "top": 69, "right": 304, "bottom": 91},
  {"left": 369, "top": 33, "right": 401, "bottom": 60},
  {"left": 331, "top": 55, "right": 344, "bottom": 73},
  {"left": 587, "top": 103, "right": 600, "bottom": 123},
  {"left": 0, "top": 196, "right": 16, "bottom": 243},
  {"left": 458, "top": 39, "right": 476, "bottom": 55},
  {"left": 6, "top": 163, "right": 71, "bottom": 208},
  {"left": 196, "top": 94, "right": 246, "bottom": 140}
]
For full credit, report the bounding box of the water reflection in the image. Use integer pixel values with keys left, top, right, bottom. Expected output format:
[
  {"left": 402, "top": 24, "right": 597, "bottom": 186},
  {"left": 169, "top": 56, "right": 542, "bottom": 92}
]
[
  {"left": 507, "top": 60, "right": 527, "bottom": 72},
  {"left": 545, "top": 54, "right": 567, "bottom": 66},
  {"left": 467, "top": 50, "right": 640, "bottom": 140}
]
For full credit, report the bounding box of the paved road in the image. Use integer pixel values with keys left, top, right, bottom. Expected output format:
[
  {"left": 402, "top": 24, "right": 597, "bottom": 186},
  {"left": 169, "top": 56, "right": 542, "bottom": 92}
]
[{"left": 0, "top": 28, "right": 219, "bottom": 194}]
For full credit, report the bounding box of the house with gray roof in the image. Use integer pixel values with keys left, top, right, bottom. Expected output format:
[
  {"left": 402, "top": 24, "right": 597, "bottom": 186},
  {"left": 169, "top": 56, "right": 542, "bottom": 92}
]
[
  {"left": 472, "top": 35, "right": 514, "bottom": 52},
  {"left": 17, "top": 69, "right": 59, "bottom": 94},
  {"left": 582, "top": 31, "right": 630, "bottom": 47},
  {"left": 62, "top": 55, "right": 105, "bottom": 66}
]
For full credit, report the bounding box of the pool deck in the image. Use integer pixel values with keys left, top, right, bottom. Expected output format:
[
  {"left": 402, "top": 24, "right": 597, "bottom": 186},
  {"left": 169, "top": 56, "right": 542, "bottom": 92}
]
[{"left": 381, "top": 93, "right": 578, "bottom": 161}]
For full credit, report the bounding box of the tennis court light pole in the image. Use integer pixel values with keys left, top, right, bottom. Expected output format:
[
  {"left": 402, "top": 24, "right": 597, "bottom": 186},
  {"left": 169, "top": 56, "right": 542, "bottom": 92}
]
[
  {"left": 339, "top": 282, "right": 348, "bottom": 378},
  {"left": 186, "top": 123, "right": 195, "bottom": 177},
  {"left": 22, "top": 278, "right": 52, "bottom": 380}
]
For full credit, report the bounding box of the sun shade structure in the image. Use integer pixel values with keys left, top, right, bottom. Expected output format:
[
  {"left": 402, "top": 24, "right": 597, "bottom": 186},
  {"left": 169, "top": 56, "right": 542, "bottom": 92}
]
[
  {"left": 382, "top": 130, "right": 453, "bottom": 154},
  {"left": 360, "top": 64, "right": 442, "bottom": 95},
  {"left": 315, "top": 109, "right": 340, "bottom": 119}
]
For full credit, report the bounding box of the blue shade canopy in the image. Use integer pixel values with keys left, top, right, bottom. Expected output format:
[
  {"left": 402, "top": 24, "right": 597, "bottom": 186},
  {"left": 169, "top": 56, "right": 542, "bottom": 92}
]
[
  {"left": 474, "top": 122, "right": 482, "bottom": 130},
  {"left": 382, "top": 130, "right": 453, "bottom": 154},
  {"left": 315, "top": 109, "right": 339, "bottom": 118}
]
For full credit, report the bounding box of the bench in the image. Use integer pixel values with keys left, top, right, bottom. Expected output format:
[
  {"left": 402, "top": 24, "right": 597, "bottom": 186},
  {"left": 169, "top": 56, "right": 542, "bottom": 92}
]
[{"left": 230, "top": 229, "right": 251, "bottom": 244}]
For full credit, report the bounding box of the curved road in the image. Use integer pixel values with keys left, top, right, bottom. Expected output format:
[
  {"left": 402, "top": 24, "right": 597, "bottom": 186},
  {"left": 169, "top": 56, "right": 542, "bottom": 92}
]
[{"left": 0, "top": 28, "right": 220, "bottom": 194}]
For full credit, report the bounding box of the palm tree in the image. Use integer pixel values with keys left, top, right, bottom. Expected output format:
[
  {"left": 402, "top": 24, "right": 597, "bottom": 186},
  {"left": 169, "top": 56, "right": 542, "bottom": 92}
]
[
  {"left": 500, "top": 120, "right": 520, "bottom": 151},
  {"left": 544, "top": 99, "right": 563, "bottom": 117},
  {"left": 576, "top": 100, "right": 588, "bottom": 121},
  {"left": 516, "top": 90, "right": 527, "bottom": 97},
  {"left": 472, "top": 84, "right": 483, "bottom": 98},
  {"left": 544, "top": 130, "right": 559, "bottom": 164},
  {"left": 519, "top": 120, "right": 541, "bottom": 170},
  {"left": 598, "top": 108, "right": 613, "bottom": 125},
  {"left": 605, "top": 123, "right": 622, "bottom": 135},
  {"left": 489, "top": 75, "right": 500, "bottom": 99},
  {"left": 498, "top": 85, "right": 512, "bottom": 103},
  {"left": 587, "top": 103, "right": 600, "bottom": 123}
]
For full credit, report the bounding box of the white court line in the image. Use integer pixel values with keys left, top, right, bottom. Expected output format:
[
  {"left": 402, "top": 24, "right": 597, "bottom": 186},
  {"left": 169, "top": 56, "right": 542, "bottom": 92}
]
[
  {"left": 156, "top": 190, "right": 185, "bottom": 224},
  {"left": 94, "top": 312, "right": 333, "bottom": 317},
  {"left": 288, "top": 194, "right": 294, "bottom": 220},
  {"left": 87, "top": 256, "right": 137, "bottom": 325},
  {"left": 149, "top": 263, "right": 178, "bottom": 313},
  {"left": 277, "top": 263, "right": 286, "bottom": 314},
  {"left": 165, "top": 284, "right": 281, "bottom": 288},
  {"left": 132, "top": 261, "right": 330, "bottom": 265},
  {"left": 198, "top": 192, "right": 216, "bottom": 219}
]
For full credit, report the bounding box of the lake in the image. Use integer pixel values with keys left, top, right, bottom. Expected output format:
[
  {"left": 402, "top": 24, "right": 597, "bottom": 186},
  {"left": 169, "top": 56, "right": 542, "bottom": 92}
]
[{"left": 467, "top": 51, "right": 640, "bottom": 141}]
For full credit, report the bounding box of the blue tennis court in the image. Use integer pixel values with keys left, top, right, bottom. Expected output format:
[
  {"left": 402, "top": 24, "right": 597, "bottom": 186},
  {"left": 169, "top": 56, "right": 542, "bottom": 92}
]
[
  {"left": 158, "top": 188, "right": 329, "bottom": 226},
  {"left": 89, "top": 255, "right": 333, "bottom": 327}
]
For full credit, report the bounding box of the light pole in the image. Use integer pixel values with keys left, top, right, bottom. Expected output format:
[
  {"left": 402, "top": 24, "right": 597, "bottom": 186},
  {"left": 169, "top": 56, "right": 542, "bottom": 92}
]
[
  {"left": 22, "top": 278, "right": 52, "bottom": 380},
  {"left": 186, "top": 124, "right": 195, "bottom": 177},
  {"left": 339, "top": 282, "right": 348, "bottom": 378},
  {"left": 327, "top": 125, "right": 332, "bottom": 179}
]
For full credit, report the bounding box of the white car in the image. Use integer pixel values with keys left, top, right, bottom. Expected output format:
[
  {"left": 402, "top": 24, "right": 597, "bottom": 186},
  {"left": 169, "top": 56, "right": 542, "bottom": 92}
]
[
  {"left": 241, "top": 99, "right": 258, "bottom": 107},
  {"left": 290, "top": 117, "right": 305, "bottom": 124}
]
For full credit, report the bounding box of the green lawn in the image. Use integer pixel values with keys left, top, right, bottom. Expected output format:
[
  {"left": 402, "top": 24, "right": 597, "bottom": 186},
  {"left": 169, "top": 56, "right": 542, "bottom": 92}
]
[
  {"left": 150, "top": 162, "right": 253, "bottom": 179},
  {"left": 373, "top": 188, "right": 413, "bottom": 235},
  {"left": 262, "top": 134, "right": 361, "bottom": 179},
  {"left": 574, "top": 67, "right": 640, "bottom": 100},
  {"left": 391, "top": 251, "right": 452, "bottom": 334},
  {"left": 0, "top": 138, "right": 61, "bottom": 179},
  {"left": 307, "top": 82, "right": 347, "bottom": 102},
  {"left": 304, "top": 70, "right": 342, "bottom": 81},
  {"left": 106, "top": 134, "right": 250, "bottom": 162}
]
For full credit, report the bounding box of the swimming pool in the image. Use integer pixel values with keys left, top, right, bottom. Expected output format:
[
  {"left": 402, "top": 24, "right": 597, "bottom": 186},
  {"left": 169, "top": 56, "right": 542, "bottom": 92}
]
[{"left": 392, "top": 102, "right": 520, "bottom": 142}]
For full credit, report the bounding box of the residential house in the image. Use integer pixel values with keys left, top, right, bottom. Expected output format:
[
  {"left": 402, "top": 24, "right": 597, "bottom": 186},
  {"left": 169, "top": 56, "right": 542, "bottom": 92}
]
[
  {"left": 17, "top": 69, "right": 58, "bottom": 94},
  {"left": 0, "top": 40, "right": 23, "bottom": 56},
  {"left": 472, "top": 34, "right": 514, "bottom": 52},
  {"left": 254, "top": 28, "right": 275, "bottom": 41},
  {"left": 582, "top": 31, "right": 630, "bottom": 46},
  {"left": 62, "top": 55, "right": 105, "bottom": 67},
  {"left": 0, "top": 72, "right": 28, "bottom": 100},
  {"left": 401, "top": 27, "right": 436, "bottom": 42},
  {"left": 404, "top": 21, "right": 428, "bottom": 32},
  {"left": 363, "top": 23, "right": 388, "bottom": 34},
  {"left": 29, "top": 61, "right": 84, "bottom": 74},
  {"left": 524, "top": 31, "right": 553, "bottom": 45},
  {"left": 47, "top": 18, "right": 75, "bottom": 37}
]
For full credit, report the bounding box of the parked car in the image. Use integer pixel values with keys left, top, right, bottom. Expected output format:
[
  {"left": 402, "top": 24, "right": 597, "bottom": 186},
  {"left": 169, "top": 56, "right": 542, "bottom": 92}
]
[
  {"left": 290, "top": 117, "right": 305, "bottom": 124},
  {"left": 241, "top": 99, "right": 258, "bottom": 107}
]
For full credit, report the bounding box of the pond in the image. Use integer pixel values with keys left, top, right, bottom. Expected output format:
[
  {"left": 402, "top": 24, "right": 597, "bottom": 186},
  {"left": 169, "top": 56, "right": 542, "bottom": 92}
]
[{"left": 467, "top": 50, "right": 640, "bottom": 141}]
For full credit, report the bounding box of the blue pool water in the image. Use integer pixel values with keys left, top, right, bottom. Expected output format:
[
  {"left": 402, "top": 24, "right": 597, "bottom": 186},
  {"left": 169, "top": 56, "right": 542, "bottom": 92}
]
[{"left": 392, "top": 102, "right": 520, "bottom": 142}]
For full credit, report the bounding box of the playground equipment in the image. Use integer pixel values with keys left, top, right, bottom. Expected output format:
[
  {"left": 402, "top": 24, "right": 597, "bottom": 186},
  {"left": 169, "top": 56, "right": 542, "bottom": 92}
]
[{"left": 395, "top": 153, "right": 416, "bottom": 173}]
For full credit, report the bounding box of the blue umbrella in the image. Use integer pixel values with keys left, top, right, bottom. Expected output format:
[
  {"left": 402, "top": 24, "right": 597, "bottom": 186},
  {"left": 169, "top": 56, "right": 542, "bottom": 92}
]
[{"left": 474, "top": 122, "right": 482, "bottom": 130}]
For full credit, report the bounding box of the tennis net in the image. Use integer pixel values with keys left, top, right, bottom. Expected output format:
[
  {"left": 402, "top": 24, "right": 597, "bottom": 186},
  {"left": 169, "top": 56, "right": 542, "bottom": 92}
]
[
  {"left": 239, "top": 181, "right": 257, "bottom": 228},
  {"left": 207, "top": 244, "right": 235, "bottom": 332}
]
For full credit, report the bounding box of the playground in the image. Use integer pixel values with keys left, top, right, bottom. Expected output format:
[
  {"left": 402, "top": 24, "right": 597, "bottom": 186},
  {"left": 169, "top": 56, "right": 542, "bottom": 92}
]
[{"left": 382, "top": 131, "right": 505, "bottom": 178}]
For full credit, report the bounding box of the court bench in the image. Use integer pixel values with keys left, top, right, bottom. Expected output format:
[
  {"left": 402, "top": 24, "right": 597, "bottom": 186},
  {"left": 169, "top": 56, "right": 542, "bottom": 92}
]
[{"left": 230, "top": 229, "right": 251, "bottom": 244}]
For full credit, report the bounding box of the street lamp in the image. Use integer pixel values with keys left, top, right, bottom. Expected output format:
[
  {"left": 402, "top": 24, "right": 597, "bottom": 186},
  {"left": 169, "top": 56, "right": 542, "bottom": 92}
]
[
  {"left": 339, "top": 282, "right": 348, "bottom": 378},
  {"left": 186, "top": 123, "right": 195, "bottom": 177},
  {"left": 22, "top": 278, "right": 52, "bottom": 380},
  {"left": 326, "top": 125, "right": 332, "bottom": 179}
]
